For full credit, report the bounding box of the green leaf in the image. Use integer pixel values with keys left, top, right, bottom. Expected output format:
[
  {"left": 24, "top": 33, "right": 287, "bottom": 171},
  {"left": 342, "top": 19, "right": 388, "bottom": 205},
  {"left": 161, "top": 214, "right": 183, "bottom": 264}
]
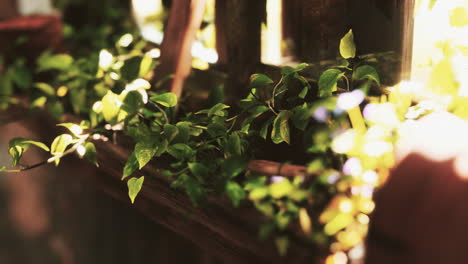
[
  {"left": 122, "top": 90, "right": 144, "bottom": 116},
  {"left": 249, "top": 187, "right": 269, "bottom": 200},
  {"left": 225, "top": 133, "right": 242, "bottom": 156},
  {"left": 134, "top": 142, "right": 157, "bottom": 169},
  {"left": 8, "top": 138, "right": 50, "bottom": 166},
  {"left": 318, "top": 69, "right": 344, "bottom": 97},
  {"left": 184, "top": 175, "right": 204, "bottom": 205},
  {"left": 37, "top": 52, "right": 73, "bottom": 72},
  {"left": 34, "top": 82, "right": 55, "bottom": 96},
  {"left": 50, "top": 134, "right": 73, "bottom": 165},
  {"left": 249, "top": 73, "right": 273, "bottom": 88},
  {"left": 222, "top": 156, "right": 247, "bottom": 178},
  {"left": 155, "top": 139, "right": 169, "bottom": 156},
  {"left": 225, "top": 181, "right": 246, "bottom": 207},
  {"left": 150, "top": 92, "right": 178, "bottom": 107},
  {"left": 0, "top": 166, "right": 6, "bottom": 172},
  {"left": 259, "top": 117, "right": 274, "bottom": 140},
  {"left": 31, "top": 96, "right": 47, "bottom": 108},
  {"left": 339, "top": 29, "right": 356, "bottom": 59},
  {"left": 127, "top": 176, "right": 145, "bottom": 204},
  {"left": 428, "top": 0, "right": 437, "bottom": 9},
  {"left": 188, "top": 162, "right": 210, "bottom": 180},
  {"left": 167, "top": 144, "right": 195, "bottom": 160},
  {"left": 299, "top": 86, "right": 308, "bottom": 99},
  {"left": 291, "top": 103, "right": 310, "bottom": 131},
  {"left": 275, "top": 212, "right": 291, "bottom": 230},
  {"left": 275, "top": 236, "right": 289, "bottom": 257},
  {"left": 48, "top": 101, "right": 64, "bottom": 120},
  {"left": 207, "top": 103, "right": 230, "bottom": 117},
  {"left": 123, "top": 151, "right": 139, "bottom": 180},
  {"left": 101, "top": 90, "right": 121, "bottom": 123},
  {"left": 248, "top": 105, "right": 269, "bottom": 117},
  {"left": 51, "top": 134, "right": 73, "bottom": 155},
  {"left": 269, "top": 179, "right": 294, "bottom": 199},
  {"left": 207, "top": 122, "right": 226, "bottom": 137},
  {"left": 271, "top": 110, "right": 292, "bottom": 144},
  {"left": 84, "top": 142, "right": 98, "bottom": 167},
  {"left": 353, "top": 65, "right": 380, "bottom": 85},
  {"left": 208, "top": 85, "right": 225, "bottom": 106},
  {"left": 121, "top": 56, "right": 142, "bottom": 81},
  {"left": 163, "top": 124, "right": 179, "bottom": 142},
  {"left": 139, "top": 56, "right": 154, "bottom": 77},
  {"left": 57, "top": 123, "right": 83, "bottom": 137},
  {"left": 11, "top": 65, "right": 31, "bottom": 90}
]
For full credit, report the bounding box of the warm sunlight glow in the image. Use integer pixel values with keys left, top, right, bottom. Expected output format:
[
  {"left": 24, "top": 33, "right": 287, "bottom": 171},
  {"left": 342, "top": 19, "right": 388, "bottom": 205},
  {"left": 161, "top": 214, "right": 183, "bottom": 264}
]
[{"left": 262, "top": 0, "right": 282, "bottom": 65}]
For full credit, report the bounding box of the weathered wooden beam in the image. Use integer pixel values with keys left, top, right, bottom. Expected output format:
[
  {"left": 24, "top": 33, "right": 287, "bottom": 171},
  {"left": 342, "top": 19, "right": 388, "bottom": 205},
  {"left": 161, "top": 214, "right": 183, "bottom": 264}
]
[
  {"left": 158, "top": 0, "right": 207, "bottom": 98},
  {"left": 215, "top": 0, "right": 265, "bottom": 99}
]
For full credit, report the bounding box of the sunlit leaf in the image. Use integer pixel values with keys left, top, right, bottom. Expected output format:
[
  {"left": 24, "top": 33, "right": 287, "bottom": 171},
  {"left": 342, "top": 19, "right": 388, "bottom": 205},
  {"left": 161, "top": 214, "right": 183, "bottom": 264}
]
[
  {"left": 51, "top": 134, "right": 73, "bottom": 165},
  {"left": 269, "top": 179, "right": 293, "bottom": 199},
  {"left": 8, "top": 138, "right": 50, "bottom": 166},
  {"left": 249, "top": 73, "right": 273, "bottom": 88},
  {"left": 299, "top": 208, "right": 312, "bottom": 234},
  {"left": 31, "top": 96, "right": 47, "bottom": 108},
  {"left": 57, "top": 123, "right": 83, "bottom": 137},
  {"left": 127, "top": 176, "right": 145, "bottom": 204},
  {"left": 318, "top": 69, "right": 344, "bottom": 97},
  {"left": 150, "top": 92, "right": 178, "bottom": 107},
  {"left": 37, "top": 52, "right": 73, "bottom": 72},
  {"left": 226, "top": 181, "right": 245, "bottom": 207},
  {"left": 34, "top": 82, "right": 55, "bottom": 96},
  {"left": 135, "top": 142, "right": 157, "bottom": 169},
  {"left": 101, "top": 90, "right": 122, "bottom": 123},
  {"left": 207, "top": 103, "right": 230, "bottom": 117},
  {"left": 339, "top": 29, "right": 356, "bottom": 59}
]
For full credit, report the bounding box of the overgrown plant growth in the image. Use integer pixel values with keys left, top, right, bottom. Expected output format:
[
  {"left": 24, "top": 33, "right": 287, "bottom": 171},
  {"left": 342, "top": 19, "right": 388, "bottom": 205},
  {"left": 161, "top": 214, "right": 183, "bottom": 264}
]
[{"left": 1, "top": 0, "right": 466, "bottom": 260}]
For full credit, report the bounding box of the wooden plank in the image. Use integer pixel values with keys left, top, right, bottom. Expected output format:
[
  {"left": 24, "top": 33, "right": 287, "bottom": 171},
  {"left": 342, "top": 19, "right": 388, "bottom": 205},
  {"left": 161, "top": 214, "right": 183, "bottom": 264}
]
[
  {"left": 157, "top": 0, "right": 207, "bottom": 98},
  {"left": 399, "top": 0, "right": 415, "bottom": 80}
]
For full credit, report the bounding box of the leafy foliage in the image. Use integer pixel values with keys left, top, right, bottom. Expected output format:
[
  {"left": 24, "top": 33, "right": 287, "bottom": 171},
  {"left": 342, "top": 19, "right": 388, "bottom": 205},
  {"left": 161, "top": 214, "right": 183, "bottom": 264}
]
[{"left": 8, "top": 23, "right": 463, "bottom": 260}]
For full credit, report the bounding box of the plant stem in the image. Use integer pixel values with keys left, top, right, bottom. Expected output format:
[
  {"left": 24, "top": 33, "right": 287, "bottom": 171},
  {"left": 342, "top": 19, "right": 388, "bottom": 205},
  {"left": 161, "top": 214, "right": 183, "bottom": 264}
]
[
  {"left": 271, "top": 76, "right": 284, "bottom": 108},
  {"left": 149, "top": 100, "right": 170, "bottom": 124}
]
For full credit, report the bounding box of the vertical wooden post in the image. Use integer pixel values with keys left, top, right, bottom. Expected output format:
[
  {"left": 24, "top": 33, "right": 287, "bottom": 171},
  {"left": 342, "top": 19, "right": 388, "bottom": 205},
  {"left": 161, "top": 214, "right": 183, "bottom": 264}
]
[
  {"left": 399, "top": 0, "right": 415, "bottom": 80},
  {"left": 158, "top": 0, "right": 207, "bottom": 98},
  {"left": 215, "top": 0, "right": 265, "bottom": 99},
  {"left": 0, "top": 0, "right": 19, "bottom": 20}
]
